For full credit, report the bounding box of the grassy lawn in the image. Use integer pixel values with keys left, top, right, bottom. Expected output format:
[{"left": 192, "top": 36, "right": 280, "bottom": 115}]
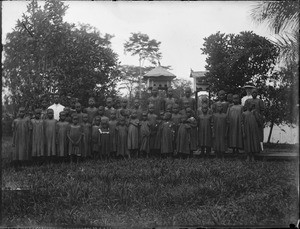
[{"left": 1, "top": 137, "right": 299, "bottom": 227}]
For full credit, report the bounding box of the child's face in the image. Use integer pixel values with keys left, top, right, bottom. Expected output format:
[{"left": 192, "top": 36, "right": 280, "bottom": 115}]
[
  {"left": 42, "top": 101, "right": 47, "bottom": 108},
  {"left": 186, "top": 110, "right": 192, "bottom": 118},
  {"left": 64, "top": 107, "right": 70, "bottom": 114},
  {"left": 252, "top": 90, "right": 257, "bottom": 98},
  {"left": 166, "top": 105, "right": 172, "bottom": 113},
  {"left": 75, "top": 104, "right": 81, "bottom": 112},
  {"left": 185, "top": 90, "right": 191, "bottom": 97},
  {"left": 131, "top": 111, "right": 137, "bottom": 119},
  {"left": 227, "top": 94, "right": 233, "bottom": 102},
  {"left": 94, "top": 118, "right": 100, "bottom": 126},
  {"left": 110, "top": 111, "right": 116, "bottom": 120},
  {"left": 54, "top": 95, "right": 59, "bottom": 104},
  {"left": 233, "top": 96, "right": 239, "bottom": 104},
  {"left": 98, "top": 107, "right": 104, "bottom": 116},
  {"left": 173, "top": 106, "right": 179, "bottom": 114},
  {"left": 216, "top": 104, "right": 223, "bottom": 113},
  {"left": 148, "top": 106, "right": 154, "bottom": 113},
  {"left": 142, "top": 114, "right": 147, "bottom": 121},
  {"left": 202, "top": 107, "right": 208, "bottom": 114},
  {"left": 35, "top": 112, "right": 41, "bottom": 119},
  {"left": 73, "top": 117, "right": 79, "bottom": 125},
  {"left": 106, "top": 100, "right": 113, "bottom": 108},
  {"left": 47, "top": 111, "right": 54, "bottom": 119},
  {"left": 82, "top": 115, "right": 88, "bottom": 123},
  {"left": 120, "top": 119, "right": 125, "bottom": 126},
  {"left": 102, "top": 122, "right": 108, "bottom": 129},
  {"left": 121, "top": 100, "right": 127, "bottom": 108},
  {"left": 60, "top": 114, "right": 66, "bottom": 121},
  {"left": 167, "top": 89, "right": 173, "bottom": 97},
  {"left": 19, "top": 109, "right": 25, "bottom": 118},
  {"left": 152, "top": 89, "right": 158, "bottom": 96},
  {"left": 184, "top": 101, "right": 190, "bottom": 109},
  {"left": 88, "top": 98, "right": 95, "bottom": 107},
  {"left": 219, "top": 91, "right": 225, "bottom": 101}
]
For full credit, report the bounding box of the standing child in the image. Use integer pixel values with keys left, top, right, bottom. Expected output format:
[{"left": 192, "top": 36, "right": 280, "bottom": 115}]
[
  {"left": 67, "top": 114, "right": 83, "bottom": 163},
  {"left": 176, "top": 115, "right": 191, "bottom": 158},
  {"left": 212, "top": 103, "right": 227, "bottom": 159},
  {"left": 242, "top": 102, "right": 261, "bottom": 161},
  {"left": 117, "top": 99, "right": 131, "bottom": 124},
  {"left": 212, "top": 90, "right": 229, "bottom": 114},
  {"left": 85, "top": 97, "right": 98, "bottom": 124},
  {"left": 99, "top": 117, "right": 111, "bottom": 161},
  {"left": 104, "top": 97, "right": 115, "bottom": 120},
  {"left": 116, "top": 116, "right": 129, "bottom": 159},
  {"left": 30, "top": 109, "right": 45, "bottom": 164},
  {"left": 41, "top": 99, "right": 48, "bottom": 119},
  {"left": 91, "top": 116, "right": 101, "bottom": 160},
  {"left": 98, "top": 106, "right": 108, "bottom": 123},
  {"left": 171, "top": 104, "right": 181, "bottom": 155},
  {"left": 154, "top": 111, "right": 164, "bottom": 157},
  {"left": 180, "top": 87, "right": 196, "bottom": 112},
  {"left": 131, "top": 99, "right": 143, "bottom": 121},
  {"left": 56, "top": 111, "right": 69, "bottom": 162},
  {"left": 140, "top": 112, "right": 150, "bottom": 157},
  {"left": 147, "top": 87, "right": 163, "bottom": 117},
  {"left": 109, "top": 110, "right": 118, "bottom": 159},
  {"left": 12, "top": 107, "right": 30, "bottom": 166},
  {"left": 44, "top": 109, "right": 57, "bottom": 162},
  {"left": 75, "top": 102, "right": 83, "bottom": 124},
  {"left": 163, "top": 87, "right": 177, "bottom": 112},
  {"left": 147, "top": 104, "right": 158, "bottom": 157},
  {"left": 198, "top": 104, "right": 213, "bottom": 157},
  {"left": 186, "top": 108, "right": 198, "bottom": 155},
  {"left": 81, "top": 113, "right": 92, "bottom": 160},
  {"left": 63, "top": 107, "right": 72, "bottom": 123},
  {"left": 227, "top": 93, "right": 234, "bottom": 109},
  {"left": 227, "top": 94, "right": 244, "bottom": 155},
  {"left": 128, "top": 110, "right": 140, "bottom": 158},
  {"left": 161, "top": 112, "right": 175, "bottom": 158}
]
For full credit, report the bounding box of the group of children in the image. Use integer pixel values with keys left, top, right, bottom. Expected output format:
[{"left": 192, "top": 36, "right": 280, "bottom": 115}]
[{"left": 11, "top": 87, "right": 264, "bottom": 165}]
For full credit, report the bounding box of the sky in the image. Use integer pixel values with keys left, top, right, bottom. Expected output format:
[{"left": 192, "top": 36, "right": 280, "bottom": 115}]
[{"left": 2, "top": 1, "right": 274, "bottom": 94}]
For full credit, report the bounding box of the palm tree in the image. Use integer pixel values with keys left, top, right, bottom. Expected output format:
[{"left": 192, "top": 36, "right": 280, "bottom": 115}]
[{"left": 250, "top": 1, "right": 299, "bottom": 65}]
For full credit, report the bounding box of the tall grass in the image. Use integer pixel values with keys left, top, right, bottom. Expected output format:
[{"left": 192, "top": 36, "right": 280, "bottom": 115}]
[{"left": 2, "top": 137, "right": 298, "bottom": 227}]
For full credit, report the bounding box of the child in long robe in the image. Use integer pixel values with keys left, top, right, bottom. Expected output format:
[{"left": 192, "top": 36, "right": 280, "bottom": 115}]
[
  {"left": 180, "top": 87, "right": 196, "bottom": 112},
  {"left": 116, "top": 116, "right": 129, "bottom": 159},
  {"left": 242, "top": 102, "right": 261, "bottom": 161},
  {"left": 99, "top": 117, "right": 110, "bottom": 161},
  {"left": 212, "top": 103, "right": 227, "bottom": 159},
  {"left": 117, "top": 99, "right": 131, "bottom": 125},
  {"left": 163, "top": 87, "right": 177, "bottom": 112},
  {"left": 30, "top": 109, "right": 45, "bottom": 163},
  {"left": 140, "top": 112, "right": 150, "bottom": 157},
  {"left": 44, "top": 109, "right": 57, "bottom": 162},
  {"left": 147, "top": 87, "right": 163, "bottom": 118},
  {"left": 212, "top": 90, "right": 230, "bottom": 114},
  {"left": 81, "top": 113, "right": 92, "bottom": 159},
  {"left": 161, "top": 112, "right": 175, "bottom": 158},
  {"left": 227, "top": 94, "right": 244, "bottom": 154},
  {"left": 85, "top": 97, "right": 98, "bottom": 124},
  {"left": 171, "top": 104, "right": 181, "bottom": 154},
  {"left": 63, "top": 107, "right": 72, "bottom": 123},
  {"left": 75, "top": 102, "right": 83, "bottom": 124},
  {"left": 176, "top": 115, "right": 191, "bottom": 158},
  {"left": 109, "top": 110, "right": 118, "bottom": 158},
  {"left": 67, "top": 114, "right": 83, "bottom": 163},
  {"left": 104, "top": 97, "right": 115, "bottom": 120},
  {"left": 56, "top": 111, "right": 69, "bottom": 162},
  {"left": 12, "top": 107, "right": 30, "bottom": 165},
  {"left": 92, "top": 116, "right": 101, "bottom": 159},
  {"left": 147, "top": 104, "right": 158, "bottom": 157},
  {"left": 186, "top": 108, "right": 198, "bottom": 155},
  {"left": 41, "top": 99, "right": 48, "bottom": 120},
  {"left": 97, "top": 106, "right": 108, "bottom": 125},
  {"left": 154, "top": 111, "right": 164, "bottom": 156},
  {"left": 128, "top": 110, "right": 140, "bottom": 158},
  {"left": 198, "top": 104, "right": 213, "bottom": 157},
  {"left": 131, "top": 99, "right": 143, "bottom": 121}
]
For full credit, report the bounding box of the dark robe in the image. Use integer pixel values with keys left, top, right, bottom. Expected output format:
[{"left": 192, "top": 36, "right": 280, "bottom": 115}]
[
  {"left": 227, "top": 105, "right": 244, "bottom": 149},
  {"left": 99, "top": 127, "right": 110, "bottom": 156},
  {"left": 12, "top": 118, "right": 30, "bottom": 161},
  {"left": 177, "top": 122, "right": 191, "bottom": 154},
  {"left": 82, "top": 122, "right": 92, "bottom": 157},
  {"left": 67, "top": 124, "right": 83, "bottom": 156},
  {"left": 116, "top": 125, "right": 129, "bottom": 156},
  {"left": 85, "top": 107, "right": 98, "bottom": 124},
  {"left": 140, "top": 120, "right": 150, "bottom": 154},
  {"left": 44, "top": 119, "right": 57, "bottom": 156},
  {"left": 31, "top": 119, "right": 45, "bottom": 157},
  {"left": 198, "top": 113, "right": 212, "bottom": 147},
  {"left": 242, "top": 110, "right": 261, "bottom": 153},
  {"left": 212, "top": 113, "right": 227, "bottom": 152},
  {"left": 128, "top": 118, "right": 140, "bottom": 150},
  {"left": 161, "top": 121, "right": 175, "bottom": 154},
  {"left": 56, "top": 121, "right": 69, "bottom": 157},
  {"left": 109, "top": 120, "right": 118, "bottom": 152}
]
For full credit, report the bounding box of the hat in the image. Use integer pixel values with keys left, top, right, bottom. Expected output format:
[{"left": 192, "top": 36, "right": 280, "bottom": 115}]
[{"left": 243, "top": 84, "right": 256, "bottom": 89}]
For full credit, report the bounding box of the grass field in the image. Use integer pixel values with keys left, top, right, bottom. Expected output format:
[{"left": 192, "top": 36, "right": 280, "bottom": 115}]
[{"left": 1, "top": 137, "right": 299, "bottom": 227}]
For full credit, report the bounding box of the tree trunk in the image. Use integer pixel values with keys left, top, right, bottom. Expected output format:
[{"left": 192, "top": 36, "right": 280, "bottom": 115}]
[{"left": 267, "top": 122, "right": 274, "bottom": 143}]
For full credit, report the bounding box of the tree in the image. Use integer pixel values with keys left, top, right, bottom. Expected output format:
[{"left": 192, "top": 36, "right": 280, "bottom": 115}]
[
  {"left": 3, "top": 0, "right": 120, "bottom": 110},
  {"left": 124, "top": 32, "right": 162, "bottom": 98},
  {"left": 201, "top": 31, "right": 279, "bottom": 95}
]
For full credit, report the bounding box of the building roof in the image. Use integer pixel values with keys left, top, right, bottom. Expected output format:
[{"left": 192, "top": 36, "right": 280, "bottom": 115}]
[
  {"left": 190, "top": 69, "right": 206, "bottom": 78},
  {"left": 143, "top": 66, "right": 176, "bottom": 79}
]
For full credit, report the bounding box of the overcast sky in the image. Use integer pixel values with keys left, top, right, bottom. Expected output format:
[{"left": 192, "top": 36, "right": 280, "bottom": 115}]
[{"left": 2, "top": 1, "right": 274, "bottom": 85}]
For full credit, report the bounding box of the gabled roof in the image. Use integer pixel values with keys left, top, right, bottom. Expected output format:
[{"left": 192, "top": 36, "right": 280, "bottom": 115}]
[
  {"left": 143, "top": 66, "right": 176, "bottom": 79},
  {"left": 190, "top": 69, "right": 206, "bottom": 78}
]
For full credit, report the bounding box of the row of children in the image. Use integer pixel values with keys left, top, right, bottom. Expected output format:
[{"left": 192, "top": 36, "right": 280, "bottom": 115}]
[{"left": 12, "top": 87, "right": 264, "bottom": 164}]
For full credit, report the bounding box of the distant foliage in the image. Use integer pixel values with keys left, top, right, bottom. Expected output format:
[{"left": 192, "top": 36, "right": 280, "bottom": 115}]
[
  {"left": 3, "top": 0, "right": 120, "bottom": 110},
  {"left": 201, "top": 31, "right": 279, "bottom": 95}
]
